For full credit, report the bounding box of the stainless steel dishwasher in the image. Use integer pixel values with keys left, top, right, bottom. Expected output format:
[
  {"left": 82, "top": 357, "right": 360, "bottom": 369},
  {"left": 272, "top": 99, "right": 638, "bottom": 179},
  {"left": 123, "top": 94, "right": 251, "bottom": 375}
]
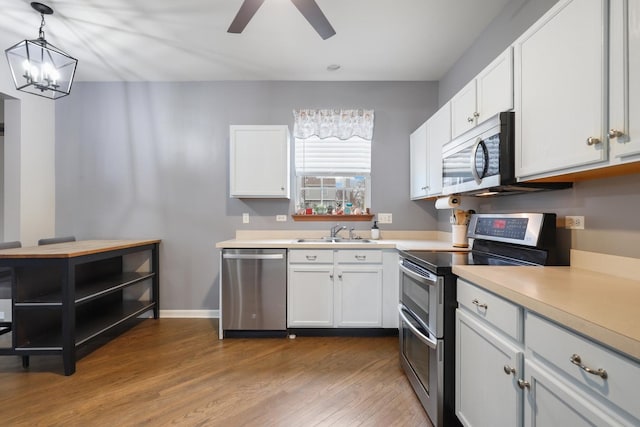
[{"left": 221, "top": 248, "right": 287, "bottom": 338}]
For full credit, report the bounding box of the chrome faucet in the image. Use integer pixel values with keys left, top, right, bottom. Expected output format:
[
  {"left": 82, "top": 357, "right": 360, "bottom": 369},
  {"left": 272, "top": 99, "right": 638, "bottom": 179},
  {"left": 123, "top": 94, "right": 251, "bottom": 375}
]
[{"left": 330, "top": 224, "right": 347, "bottom": 238}]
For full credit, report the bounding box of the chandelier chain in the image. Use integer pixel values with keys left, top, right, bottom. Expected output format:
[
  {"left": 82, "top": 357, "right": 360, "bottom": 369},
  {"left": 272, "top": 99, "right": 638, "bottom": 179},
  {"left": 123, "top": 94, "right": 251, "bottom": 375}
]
[{"left": 38, "top": 13, "right": 46, "bottom": 40}]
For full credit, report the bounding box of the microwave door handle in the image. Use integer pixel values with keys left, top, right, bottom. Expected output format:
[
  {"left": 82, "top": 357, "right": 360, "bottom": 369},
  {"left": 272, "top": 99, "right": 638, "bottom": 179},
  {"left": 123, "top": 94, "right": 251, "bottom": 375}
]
[
  {"left": 470, "top": 137, "right": 489, "bottom": 184},
  {"left": 398, "top": 304, "right": 438, "bottom": 349}
]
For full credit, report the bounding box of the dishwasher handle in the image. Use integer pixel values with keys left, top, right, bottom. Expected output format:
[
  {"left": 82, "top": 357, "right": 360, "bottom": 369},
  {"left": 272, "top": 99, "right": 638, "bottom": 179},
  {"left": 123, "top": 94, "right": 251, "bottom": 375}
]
[{"left": 222, "top": 253, "right": 285, "bottom": 260}]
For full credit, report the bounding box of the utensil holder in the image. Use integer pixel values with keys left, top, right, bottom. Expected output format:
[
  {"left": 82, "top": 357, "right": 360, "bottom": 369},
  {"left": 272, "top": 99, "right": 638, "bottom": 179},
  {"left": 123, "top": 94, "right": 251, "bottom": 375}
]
[{"left": 452, "top": 225, "right": 469, "bottom": 248}]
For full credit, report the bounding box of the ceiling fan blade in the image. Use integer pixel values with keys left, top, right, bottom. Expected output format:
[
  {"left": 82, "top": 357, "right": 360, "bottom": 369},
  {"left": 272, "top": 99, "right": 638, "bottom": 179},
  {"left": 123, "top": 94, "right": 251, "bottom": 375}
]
[
  {"left": 290, "top": 0, "right": 336, "bottom": 40},
  {"left": 228, "top": 0, "right": 266, "bottom": 34}
]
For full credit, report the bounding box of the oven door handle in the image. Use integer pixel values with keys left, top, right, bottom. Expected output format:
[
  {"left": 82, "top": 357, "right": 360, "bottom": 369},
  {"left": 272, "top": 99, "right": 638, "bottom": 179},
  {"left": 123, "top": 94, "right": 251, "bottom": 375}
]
[
  {"left": 398, "top": 304, "right": 438, "bottom": 349},
  {"left": 398, "top": 261, "right": 438, "bottom": 286}
]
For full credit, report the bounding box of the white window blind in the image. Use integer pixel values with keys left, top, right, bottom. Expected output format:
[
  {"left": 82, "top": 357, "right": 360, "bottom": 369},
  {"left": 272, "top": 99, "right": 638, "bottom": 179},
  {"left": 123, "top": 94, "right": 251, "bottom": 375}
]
[{"left": 295, "top": 136, "right": 371, "bottom": 176}]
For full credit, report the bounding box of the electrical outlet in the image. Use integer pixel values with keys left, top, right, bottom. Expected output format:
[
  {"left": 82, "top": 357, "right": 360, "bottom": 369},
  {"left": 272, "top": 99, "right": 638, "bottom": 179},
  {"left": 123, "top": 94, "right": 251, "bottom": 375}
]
[
  {"left": 378, "top": 213, "right": 393, "bottom": 224},
  {"left": 276, "top": 215, "right": 287, "bottom": 222},
  {"left": 242, "top": 213, "right": 250, "bottom": 224},
  {"left": 565, "top": 216, "right": 584, "bottom": 229}
]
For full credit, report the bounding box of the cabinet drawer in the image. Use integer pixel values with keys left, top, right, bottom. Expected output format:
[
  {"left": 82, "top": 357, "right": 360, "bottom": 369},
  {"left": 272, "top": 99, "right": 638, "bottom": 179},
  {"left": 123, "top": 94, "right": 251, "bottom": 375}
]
[
  {"left": 335, "top": 250, "right": 382, "bottom": 264},
  {"left": 288, "top": 250, "right": 333, "bottom": 264},
  {"left": 457, "top": 279, "right": 522, "bottom": 342},
  {"left": 526, "top": 311, "right": 640, "bottom": 421}
]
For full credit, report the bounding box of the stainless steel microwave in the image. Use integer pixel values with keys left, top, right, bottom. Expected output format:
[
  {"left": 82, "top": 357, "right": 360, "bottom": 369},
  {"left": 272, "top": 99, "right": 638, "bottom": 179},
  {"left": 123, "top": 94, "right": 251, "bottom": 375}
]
[{"left": 441, "top": 112, "right": 570, "bottom": 196}]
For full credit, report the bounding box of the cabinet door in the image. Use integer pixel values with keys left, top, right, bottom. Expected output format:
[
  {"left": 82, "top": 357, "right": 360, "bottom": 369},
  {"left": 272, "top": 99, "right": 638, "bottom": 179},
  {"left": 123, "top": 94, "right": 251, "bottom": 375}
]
[
  {"left": 451, "top": 79, "right": 478, "bottom": 139},
  {"left": 515, "top": 0, "right": 608, "bottom": 179},
  {"left": 523, "top": 359, "right": 628, "bottom": 427},
  {"left": 287, "top": 265, "right": 333, "bottom": 327},
  {"left": 229, "top": 125, "right": 290, "bottom": 198},
  {"left": 335, "top": 266, "right": 383, "bottom": 327},
  {"left": 476, "top": 47, "right": 513, "bottom": 125},
  {"left": 456, "top": 309, "right": 523, "bottom": 427},
  {"left": 409, "top": 121, "right": 429, "bottom": 199},
  {"left": 609, "top": 0, "right": 640, "bottom": 162},
  {"left": 425, "top": 102, "right": 451, "bottom": 197}
]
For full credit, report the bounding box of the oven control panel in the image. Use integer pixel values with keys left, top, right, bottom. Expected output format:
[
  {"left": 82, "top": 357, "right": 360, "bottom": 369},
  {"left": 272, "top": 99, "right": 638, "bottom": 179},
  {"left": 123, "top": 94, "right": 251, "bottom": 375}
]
[{"left": 467, "top": 213, "right": 556, "bottom": 248}]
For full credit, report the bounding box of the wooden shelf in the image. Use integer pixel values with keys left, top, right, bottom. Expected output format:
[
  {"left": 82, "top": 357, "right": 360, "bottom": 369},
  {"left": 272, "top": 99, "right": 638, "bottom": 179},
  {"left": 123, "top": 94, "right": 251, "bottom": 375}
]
[{"left": 292, "top": 214, "right": 375, "bottom": 222}]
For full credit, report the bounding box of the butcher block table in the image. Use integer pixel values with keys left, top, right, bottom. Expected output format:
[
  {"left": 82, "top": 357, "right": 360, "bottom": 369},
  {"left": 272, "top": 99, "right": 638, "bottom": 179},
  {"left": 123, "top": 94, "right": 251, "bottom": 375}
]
[{"left": 0, "top": 239, "right": 160, "bottom": 375}]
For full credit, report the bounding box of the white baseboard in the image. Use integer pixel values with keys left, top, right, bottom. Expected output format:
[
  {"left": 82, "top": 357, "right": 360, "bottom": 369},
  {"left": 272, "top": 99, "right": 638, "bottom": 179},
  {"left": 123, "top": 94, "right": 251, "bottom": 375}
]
[{"left": 160, "top": 309, "right": 220, "bottom": 319}]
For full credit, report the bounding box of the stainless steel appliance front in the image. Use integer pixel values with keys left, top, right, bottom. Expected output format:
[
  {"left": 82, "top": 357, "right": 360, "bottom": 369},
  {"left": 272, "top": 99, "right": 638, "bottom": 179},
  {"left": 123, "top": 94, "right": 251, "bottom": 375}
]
[
  {"left": 221, "top": 248, "right": 287, "bottom": 337},
  {"left": 398, "top": 257, "right": 445, "bottom": 427}
]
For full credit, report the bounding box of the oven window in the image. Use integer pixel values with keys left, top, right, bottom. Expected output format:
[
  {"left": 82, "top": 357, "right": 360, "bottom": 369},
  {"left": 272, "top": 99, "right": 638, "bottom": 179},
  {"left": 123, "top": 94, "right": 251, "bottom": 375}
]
[
  {"left": 402, "top": 274, "right": 430, "bottom": 323},
  {"left": 402, "top": 318, "right": 431, "bottom": 395}
]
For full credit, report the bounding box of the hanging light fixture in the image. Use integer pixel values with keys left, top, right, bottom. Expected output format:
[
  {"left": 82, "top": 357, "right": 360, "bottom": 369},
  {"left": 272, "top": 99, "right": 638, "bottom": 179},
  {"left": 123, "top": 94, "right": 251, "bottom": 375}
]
[{"left": 5, "top": 2, "right": 77, "bottom": 100}]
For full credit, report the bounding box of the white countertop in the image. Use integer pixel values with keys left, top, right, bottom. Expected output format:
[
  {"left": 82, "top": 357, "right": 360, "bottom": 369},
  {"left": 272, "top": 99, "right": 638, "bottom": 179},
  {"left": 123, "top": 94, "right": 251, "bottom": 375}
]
[
  {"left": 215, "top": 230, "right": 469, "bottom": 251},
  {"left": 453, "top": 250, "right": 640, "bottom": 361}
]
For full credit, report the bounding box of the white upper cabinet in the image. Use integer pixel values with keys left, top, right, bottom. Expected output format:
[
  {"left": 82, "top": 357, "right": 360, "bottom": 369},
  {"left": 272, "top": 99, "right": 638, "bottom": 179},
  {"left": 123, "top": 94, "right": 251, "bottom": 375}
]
[
  {"left": 229, "top": 125, "right": 291, "bottom": 198},
  {"left": 426, "top": 102, "right": 451, "bottom": 197},
  {"left": 409, "top": 121, "right": 429, "bottom": 200},
  {"left": 514, "top": 0, "right": 608, "bottom": 179},
  {"left": 476, "top": 47, "right": 514, "bottom": 125},
  {"left": 410, "top": 103, "right": 451, "bottom": 200},
  {"left": 451, "top": 47, "right": 513, "bottom": 139},
  {"left": 609, "top": 0, "right": 640, "bottom": 163},
  {"left": 451, "top": 79, "right": 478, "bottom": 139}
]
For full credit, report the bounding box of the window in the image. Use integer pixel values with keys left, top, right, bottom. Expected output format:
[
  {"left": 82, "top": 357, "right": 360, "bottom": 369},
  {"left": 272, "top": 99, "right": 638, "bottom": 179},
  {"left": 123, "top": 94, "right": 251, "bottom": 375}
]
[{"left": 293, "top": 109, "right": 374, "bottom": 216}]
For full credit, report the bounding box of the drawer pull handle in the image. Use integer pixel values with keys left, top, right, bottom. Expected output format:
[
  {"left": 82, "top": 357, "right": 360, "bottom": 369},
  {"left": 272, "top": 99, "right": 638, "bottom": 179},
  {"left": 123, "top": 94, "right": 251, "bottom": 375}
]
[
  {"left": 472, "top": 299, "right": 488, "bottom": 309},
  {"left": 306, "top": 255, "right": 317, "bottom": 261},
  {"left": 517, "top": 379, "right": 530, "bottom": 390},
  {"left": 570, "top": 354, "right": 608, "bottom": 379},
  {"left": 503, "top": 365, "right": 516, "bottom": 376},
  {"left": 355, "top": 255, "right": 367, "bottom": 261}
]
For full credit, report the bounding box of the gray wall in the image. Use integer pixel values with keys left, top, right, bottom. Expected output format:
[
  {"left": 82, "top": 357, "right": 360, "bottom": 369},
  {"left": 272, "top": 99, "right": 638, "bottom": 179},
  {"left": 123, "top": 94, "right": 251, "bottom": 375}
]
[
  {"left": 439, "top": 0, "right": 558, "bottom": 105},
  {"left": 437, "top": 0, "right": 640, "bottom": 259},
  {"left": 55, "top": 81, "right": 439, "bottom": 311}
]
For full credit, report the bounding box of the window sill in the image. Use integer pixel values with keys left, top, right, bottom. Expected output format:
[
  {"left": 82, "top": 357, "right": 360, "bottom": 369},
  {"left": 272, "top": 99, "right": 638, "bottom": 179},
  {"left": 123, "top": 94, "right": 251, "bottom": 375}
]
[{"left": 291, "top": 214, "right": 375, "bottom": 222}]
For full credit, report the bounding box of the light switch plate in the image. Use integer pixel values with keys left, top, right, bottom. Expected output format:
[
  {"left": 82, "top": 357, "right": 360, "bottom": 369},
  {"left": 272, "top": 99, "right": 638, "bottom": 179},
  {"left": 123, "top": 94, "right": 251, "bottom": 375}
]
[
  {"left": 242, "top": 213, "right": 250, "bottom": 224},
  {"left": 276, "top": 215, "right": 287, "bottom": 222},
  {"left": 378, "top": 213, "right": 392, "bottom": 224}
]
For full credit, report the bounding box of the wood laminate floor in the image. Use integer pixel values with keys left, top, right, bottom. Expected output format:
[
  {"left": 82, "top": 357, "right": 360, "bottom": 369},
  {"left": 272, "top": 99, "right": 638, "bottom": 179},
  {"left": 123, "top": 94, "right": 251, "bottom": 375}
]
[{"left": 0, "top": 319, "right": 433, "bottom": 426}]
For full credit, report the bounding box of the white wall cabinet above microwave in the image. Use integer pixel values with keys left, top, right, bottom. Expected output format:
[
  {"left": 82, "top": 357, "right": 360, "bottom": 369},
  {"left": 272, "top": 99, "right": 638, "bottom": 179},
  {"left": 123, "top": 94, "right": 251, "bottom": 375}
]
[
  {"left": 450, "top": 47, "right": 514, "bottom": 139},
  {"left": 229, "top": 125, "right": 291, "bottom": 198}
]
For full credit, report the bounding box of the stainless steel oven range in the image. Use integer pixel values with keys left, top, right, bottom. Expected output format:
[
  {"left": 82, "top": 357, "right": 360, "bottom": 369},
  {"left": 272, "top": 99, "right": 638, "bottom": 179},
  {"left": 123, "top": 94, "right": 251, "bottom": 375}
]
[{"left": 398, "top": 212, "right": 562, "bottom": 427}]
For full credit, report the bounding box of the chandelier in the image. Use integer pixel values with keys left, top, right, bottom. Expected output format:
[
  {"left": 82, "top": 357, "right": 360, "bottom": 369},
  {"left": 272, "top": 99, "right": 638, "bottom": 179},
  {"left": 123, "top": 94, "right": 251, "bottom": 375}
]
[{"left": 4, "top": 2, "right": 77, "bottom": 100}]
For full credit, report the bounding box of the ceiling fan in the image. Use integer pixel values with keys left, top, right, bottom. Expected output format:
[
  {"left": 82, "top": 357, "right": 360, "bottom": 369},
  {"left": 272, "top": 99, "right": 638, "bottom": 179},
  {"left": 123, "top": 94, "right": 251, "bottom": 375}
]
[{"left": 228, "top": 0, "right": 336, "bottom": 40}]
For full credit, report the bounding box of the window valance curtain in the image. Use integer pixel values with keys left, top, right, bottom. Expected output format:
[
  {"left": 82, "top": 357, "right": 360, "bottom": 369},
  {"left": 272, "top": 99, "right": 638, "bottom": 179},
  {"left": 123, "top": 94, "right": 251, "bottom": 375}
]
[{"left": 292, "top": 109, "right": 375, "bottom": 140}]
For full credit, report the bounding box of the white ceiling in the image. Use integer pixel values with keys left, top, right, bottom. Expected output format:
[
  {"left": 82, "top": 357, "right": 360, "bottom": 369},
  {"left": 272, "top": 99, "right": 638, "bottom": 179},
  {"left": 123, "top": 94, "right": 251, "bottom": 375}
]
[{"left": 0, "top": 0, "right": 511, "bottom": 82}]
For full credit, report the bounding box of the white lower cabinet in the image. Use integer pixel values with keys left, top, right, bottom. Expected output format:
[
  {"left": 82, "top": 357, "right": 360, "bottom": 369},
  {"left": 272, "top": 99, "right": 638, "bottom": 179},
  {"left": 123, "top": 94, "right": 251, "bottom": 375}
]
[
  {"left": 456, "top": 279, "right": 524, "bottom": 427},
  {"left": 523, "top": 359, "right": 627, "bottom": 427},
  {"left": 456, "top": 279, "right": 640, "bottom": 427},
  {"left": 456, "top": 309, "right": 523, "bottom": 427},
  {"left": 288, "top": 264, "right": 334, "bottom": 327},
  {"left": 287, "top": 249, "right": 386, "bottom": 328}
]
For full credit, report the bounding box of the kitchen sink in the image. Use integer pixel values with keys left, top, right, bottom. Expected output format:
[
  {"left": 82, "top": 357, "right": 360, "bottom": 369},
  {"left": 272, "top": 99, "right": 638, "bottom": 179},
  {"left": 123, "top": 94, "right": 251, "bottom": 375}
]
[{"left": 295, "top": 238, "right": 375, "bottom": 243}]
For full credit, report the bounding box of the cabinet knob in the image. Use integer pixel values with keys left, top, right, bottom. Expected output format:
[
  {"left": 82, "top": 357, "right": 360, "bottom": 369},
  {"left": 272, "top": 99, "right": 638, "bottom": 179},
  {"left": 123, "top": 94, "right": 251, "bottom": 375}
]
[
  {"left": 586, "top": 137, "right": 601, "bottom": 146},
  {"left": 608, "top": 129, "right": 624, "bottom": 139},
  {"left": 473, "top": 112, "right": 480, "bottom": 118},
  {"left": 467, "top": 117, "right": 475, "bottom": 123},
  {"left": 338, "top": 274, "right": 343, "bottom": 279},
  {"left": 517, "top": 379, "right": 530, "bottom": 390},
  {"left": 503, "top": 365, "right": 516, "bottom": 376}
]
